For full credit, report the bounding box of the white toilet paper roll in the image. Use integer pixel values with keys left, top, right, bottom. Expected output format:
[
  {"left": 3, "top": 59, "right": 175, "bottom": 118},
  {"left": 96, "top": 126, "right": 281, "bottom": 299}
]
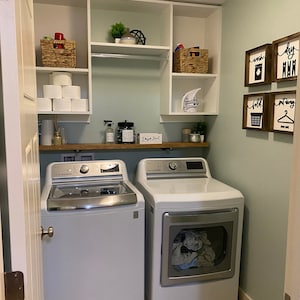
[
  {"left": 71, "top": 98, "right": 88, "bottom": 112},
  {"left": 43, "top": 85, "right": 62, "bottom": 99},
  {"left": 53, "top": 98, "right": 72, "bottom": 111},
  {"left": 37, "top": 98, "right": 52, "bottom": 111},
  {"left": 62, "top": 85, "right": 81, "bottom": 99},
  {"left": 50, "top": 72, "right": 73, "bottom": 86},
  {"left": 41, "top": 120, "right": 54, "bottom": 145}
]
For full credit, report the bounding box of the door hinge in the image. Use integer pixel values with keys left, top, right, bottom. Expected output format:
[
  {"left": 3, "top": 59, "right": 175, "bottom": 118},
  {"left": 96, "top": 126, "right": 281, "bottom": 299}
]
[
  {"left": 4, "top": 271, "right": 24, "bottom": 300},
  {"left": 284, "top": 293, "right": 291, "bottom": 300}
]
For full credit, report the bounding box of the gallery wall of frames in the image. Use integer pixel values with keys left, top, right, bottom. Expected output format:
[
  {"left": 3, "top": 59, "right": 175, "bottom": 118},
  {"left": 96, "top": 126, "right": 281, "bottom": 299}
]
[{"left": 243, "top": 32, "right": 299, "bottom": 133}]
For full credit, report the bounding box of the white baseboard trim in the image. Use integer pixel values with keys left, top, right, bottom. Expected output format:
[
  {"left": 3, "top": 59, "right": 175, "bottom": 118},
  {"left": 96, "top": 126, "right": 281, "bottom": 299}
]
[{"left": 239, "top": 288, "right": 253, "bottom": 300}]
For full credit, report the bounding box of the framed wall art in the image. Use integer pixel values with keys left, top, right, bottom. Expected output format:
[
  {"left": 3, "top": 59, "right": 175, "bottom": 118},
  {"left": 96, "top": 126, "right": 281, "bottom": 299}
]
[
  {"left": 270, "top": 91, "right": 296, "bottom": 133},
  {"left": 242, "top": 93, "right": 270, "bottom": 131},
  {"left": 244, "top": 44, "right": 272, "bottom": 86},
  {"left": 272, "top": 32, "right": 300, "bottom": 82}
]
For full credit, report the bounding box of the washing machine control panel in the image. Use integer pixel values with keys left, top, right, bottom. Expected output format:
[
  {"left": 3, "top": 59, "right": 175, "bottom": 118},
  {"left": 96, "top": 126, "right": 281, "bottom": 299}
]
[{"left": 49, "top": 160, "right": 125, "bottom": 181}]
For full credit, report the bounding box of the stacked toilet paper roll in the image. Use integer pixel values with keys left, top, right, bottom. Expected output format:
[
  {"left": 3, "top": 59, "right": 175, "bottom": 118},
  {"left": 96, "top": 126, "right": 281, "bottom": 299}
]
[
  {"left": 39, "top": 71, "right": 88, "bottom": 113},
  {"left": 62, "top": 85, "right": 81, "bottom": 99},
  {"left": 37, "top": 97, "right": 52, "bottom": 111},
  {"left": 53, "top": 98, "right": 72, "bottom": 111},
  {"left": 71, "top": 98, "right": 88, "bottom": 112},
  {"left": 41, "top": 120, "right": 54, "bottom": 145},
  {"left": 49, "top": 72, "right": 72, "bottom": 86},
  {"left": 43, "top": 85, "right": 62, "bottom": 99}
]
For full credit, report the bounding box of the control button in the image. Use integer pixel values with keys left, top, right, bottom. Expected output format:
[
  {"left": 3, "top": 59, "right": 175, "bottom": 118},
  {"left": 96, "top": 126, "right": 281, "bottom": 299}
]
[
  {"left": 80, "top": 165, "right": 89, "bottom": 174},
  {"left": 169, "top": 162, "right": 177, "bottom": 170}
]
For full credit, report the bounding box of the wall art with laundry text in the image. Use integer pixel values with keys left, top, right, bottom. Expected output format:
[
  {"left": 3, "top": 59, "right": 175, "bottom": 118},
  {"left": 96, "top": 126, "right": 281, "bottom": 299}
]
[
  {"left": 244, "top": 44, "right": 272, "bottom": 86},
  {"left": 272, "top": 32, "right": 300, "bottom": 82},
  {"left": 242, "top": 93, "right": 270, "bottom": 131},
  {"left": 270, "top": 91, "right": 296, "bottom": 133}
]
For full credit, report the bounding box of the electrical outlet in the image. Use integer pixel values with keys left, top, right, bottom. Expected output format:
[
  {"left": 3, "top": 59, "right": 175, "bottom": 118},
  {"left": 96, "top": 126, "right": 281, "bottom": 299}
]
[
  {"left": 61, "top": 154, "right": 76, "bottom": 162},
  {"left": 77, "top": 153, "right": 95, "bottom": 161}
]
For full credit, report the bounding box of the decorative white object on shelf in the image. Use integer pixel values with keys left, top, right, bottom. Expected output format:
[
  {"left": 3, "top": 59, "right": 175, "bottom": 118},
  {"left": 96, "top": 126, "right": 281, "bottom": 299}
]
[
  {"left": 138, "top": 133, "right": 162, "bottom": 144},
  {"left": 182, "top": 88, "right": 202, "bottom": 113}
]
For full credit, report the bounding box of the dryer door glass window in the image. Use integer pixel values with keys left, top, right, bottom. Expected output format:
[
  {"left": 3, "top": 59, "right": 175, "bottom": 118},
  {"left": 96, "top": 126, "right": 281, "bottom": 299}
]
[{"left": 161, "top": 208, "right": 239, "bottom": 286}]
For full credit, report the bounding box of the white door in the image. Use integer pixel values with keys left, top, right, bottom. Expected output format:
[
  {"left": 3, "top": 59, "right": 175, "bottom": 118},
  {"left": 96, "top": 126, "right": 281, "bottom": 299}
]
[
  {"left": 0, "top": 0, "right": 43, "bottom": 299},
  {"left": 284, "top": 51, "right": 300, "bottom": 298}
]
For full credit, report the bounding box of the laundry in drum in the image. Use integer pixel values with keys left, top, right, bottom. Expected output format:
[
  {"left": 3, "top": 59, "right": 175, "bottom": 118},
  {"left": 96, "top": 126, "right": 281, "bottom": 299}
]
[{"left": 171, "top": 230, "right": 216, "bottom": 270}]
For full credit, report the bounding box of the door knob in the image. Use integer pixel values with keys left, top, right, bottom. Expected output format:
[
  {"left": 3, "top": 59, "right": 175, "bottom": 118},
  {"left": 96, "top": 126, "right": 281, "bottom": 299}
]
[{"left": 41, "top": 226, "right": 54, "bottom": 240}]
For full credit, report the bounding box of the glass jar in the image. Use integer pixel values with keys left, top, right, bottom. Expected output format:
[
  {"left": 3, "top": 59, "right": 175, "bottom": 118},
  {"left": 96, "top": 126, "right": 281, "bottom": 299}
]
[
  {"left": 116, "top": 120, "right": 135, "bottom": 144},
  {"left": 53, "top": 130, "right": 62, "bottom": 145}
]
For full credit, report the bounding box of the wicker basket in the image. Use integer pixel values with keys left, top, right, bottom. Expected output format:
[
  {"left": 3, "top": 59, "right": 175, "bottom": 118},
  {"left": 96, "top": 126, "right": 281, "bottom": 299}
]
[
  {"left": 174, "top": 47, "right": 208, "bottom": 73},
  {"left": 40, "top": 39, "right": 76, "bottom": 68}
]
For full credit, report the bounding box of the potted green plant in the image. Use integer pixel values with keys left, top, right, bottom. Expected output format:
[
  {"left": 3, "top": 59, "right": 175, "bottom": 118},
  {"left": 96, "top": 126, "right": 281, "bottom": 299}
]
[
  {"left": 110, "top": 22, "right": 126, "bottom": 43},
  {"left": 191, "top": 122, "right": 207, "bottom": 143}
]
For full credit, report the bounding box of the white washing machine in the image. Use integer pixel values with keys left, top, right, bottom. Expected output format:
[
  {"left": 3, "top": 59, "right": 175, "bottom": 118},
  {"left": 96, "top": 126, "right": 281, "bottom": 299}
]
[
  {"left": 135, "top": 157, "right": 244, "bottom": 300},
  {"left": 41, "top": 160, "right": 144, "bottom": 300}
]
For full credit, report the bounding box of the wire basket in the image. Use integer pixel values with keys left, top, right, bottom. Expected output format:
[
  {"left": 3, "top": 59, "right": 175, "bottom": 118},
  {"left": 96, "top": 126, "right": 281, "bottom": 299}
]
[
  {"left": 40, "top": 39, "right": 76, "bottom": 68},
  {"left": 174, "top": 47, "right": 208, "bottom": 73},
  {"left": 250, "top": 112, "right": 262, "bottom": 127}
]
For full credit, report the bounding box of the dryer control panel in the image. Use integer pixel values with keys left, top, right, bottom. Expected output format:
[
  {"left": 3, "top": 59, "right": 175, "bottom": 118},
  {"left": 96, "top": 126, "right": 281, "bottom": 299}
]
[{"left": 144, "top": 158, "right": 209, "bottom": 179}]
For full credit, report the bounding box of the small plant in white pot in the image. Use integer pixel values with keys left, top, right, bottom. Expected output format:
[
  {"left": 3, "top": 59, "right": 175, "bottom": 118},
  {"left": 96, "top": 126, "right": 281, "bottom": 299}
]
[
  {"left": 110, "top": 22, "right": 126, "bottom": 43},
  {"left": 196, "top": 121, "right": 207, "bottom": 142}
]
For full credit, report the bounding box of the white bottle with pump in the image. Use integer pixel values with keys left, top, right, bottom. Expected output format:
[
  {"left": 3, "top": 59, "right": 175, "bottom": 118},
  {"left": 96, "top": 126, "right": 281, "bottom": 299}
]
[{"left": 104, "top": 120, "right": 114, "bottom": 144}]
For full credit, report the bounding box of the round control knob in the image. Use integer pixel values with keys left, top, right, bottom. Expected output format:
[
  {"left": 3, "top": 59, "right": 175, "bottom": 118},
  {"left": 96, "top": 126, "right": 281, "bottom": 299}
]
[
  {"left": 169, "top": 162, "right": 177, "bottom": 170},
  {"left": 80, "top": 165, "right": 89, "bottom": 174}
]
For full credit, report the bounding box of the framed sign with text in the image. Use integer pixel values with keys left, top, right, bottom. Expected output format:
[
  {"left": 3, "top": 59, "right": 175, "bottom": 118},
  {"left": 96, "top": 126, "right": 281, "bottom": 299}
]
[
  {"left": 270, "top": 91, "right": 296, "bottom": 133},
  {"left": 242, "top": 93, "right": 270, "bottom": 131},
  {"left": 272, "top": 32, "right": 300, "bottom": 82},
  {"left": 244, "top": 44, "right": 272, "bottom": 86}
]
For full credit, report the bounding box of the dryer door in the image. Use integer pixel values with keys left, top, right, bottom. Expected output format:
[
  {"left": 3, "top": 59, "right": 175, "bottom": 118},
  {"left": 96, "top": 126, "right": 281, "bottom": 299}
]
[{"left": 161, "top": 208, "right": 239, "bottom": 286}]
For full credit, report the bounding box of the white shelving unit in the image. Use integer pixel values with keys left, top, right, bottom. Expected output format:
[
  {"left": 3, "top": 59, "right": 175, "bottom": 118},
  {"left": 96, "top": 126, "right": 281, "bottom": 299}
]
[
  {"left": 33, "top": 0, "right": 91, "bottom": 122},
  {"left": 160, "top": 2, "right": 222, "bottom": 121},
  {"left": 33, "top": 0, "right": 222, "bottom": 122}
]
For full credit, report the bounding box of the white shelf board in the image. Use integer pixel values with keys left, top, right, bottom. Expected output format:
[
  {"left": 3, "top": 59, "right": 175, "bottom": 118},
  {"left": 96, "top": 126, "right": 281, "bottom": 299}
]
[
  {"left": 36, "top": 67, "right": 89, "bottom": 74},
  {"left": 90, "top": 42, "right": 170, "bottom": 57},
  {"left": 172, "top": 72, "right": 218, "bottom": 79}
]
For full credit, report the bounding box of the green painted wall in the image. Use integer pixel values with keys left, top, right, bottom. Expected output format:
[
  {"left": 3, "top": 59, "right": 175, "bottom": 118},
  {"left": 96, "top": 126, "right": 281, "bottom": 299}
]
[
  {"left": 206, "top": 0, "right": 298, "bottom": 299},
  {"left": 39, "top": 1, "right": 300, "bottom": 299}
]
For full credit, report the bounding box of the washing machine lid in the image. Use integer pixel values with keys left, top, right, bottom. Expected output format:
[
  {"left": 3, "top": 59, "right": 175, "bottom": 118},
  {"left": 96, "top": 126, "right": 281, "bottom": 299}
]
[{"left": 47, "top": 181, "right": 137, "bottom": 211}]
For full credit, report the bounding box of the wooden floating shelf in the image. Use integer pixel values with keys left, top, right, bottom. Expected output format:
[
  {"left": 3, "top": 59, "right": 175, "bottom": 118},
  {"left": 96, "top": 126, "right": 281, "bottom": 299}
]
[{"left": 39, "top": 142, "right": 209, "bottom": 152}]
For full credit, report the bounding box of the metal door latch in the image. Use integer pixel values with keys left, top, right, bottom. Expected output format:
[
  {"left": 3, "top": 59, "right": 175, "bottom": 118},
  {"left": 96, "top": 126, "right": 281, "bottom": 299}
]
[
  {"left": 4, "top": 271, "right": 24, "bottom": 300},
  {"left": 41, "top": 226, "right": 54, "bottom": 240}
]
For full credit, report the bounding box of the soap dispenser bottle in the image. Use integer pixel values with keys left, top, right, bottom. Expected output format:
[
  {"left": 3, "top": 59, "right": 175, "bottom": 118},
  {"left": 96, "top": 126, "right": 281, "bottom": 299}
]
[{"left": 104, "top": 120, "right": 114, "bottom": 144}]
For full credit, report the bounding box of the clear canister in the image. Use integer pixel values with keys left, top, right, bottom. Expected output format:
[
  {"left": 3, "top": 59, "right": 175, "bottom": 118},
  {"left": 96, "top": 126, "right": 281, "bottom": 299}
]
[{"left": 116, "top": 120, "right": 135, "bottom": 144}]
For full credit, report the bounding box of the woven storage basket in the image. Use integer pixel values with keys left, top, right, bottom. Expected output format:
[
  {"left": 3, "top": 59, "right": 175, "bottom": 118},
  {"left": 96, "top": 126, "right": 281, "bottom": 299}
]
[
  {"left": 40, "top": 39, "right": 76, "bottom": 68},
  {"left": 174, "top": 47, "right": 208, "bottom": 73}
]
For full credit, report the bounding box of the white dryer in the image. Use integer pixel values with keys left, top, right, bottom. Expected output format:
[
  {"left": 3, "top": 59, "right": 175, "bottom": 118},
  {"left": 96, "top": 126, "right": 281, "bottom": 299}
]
[
  {"left": 41, "top": 160, "right": 144, "bottom": 300},
  {"left": 135, "top": 157, "right": 244, "bottom": 300}
]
